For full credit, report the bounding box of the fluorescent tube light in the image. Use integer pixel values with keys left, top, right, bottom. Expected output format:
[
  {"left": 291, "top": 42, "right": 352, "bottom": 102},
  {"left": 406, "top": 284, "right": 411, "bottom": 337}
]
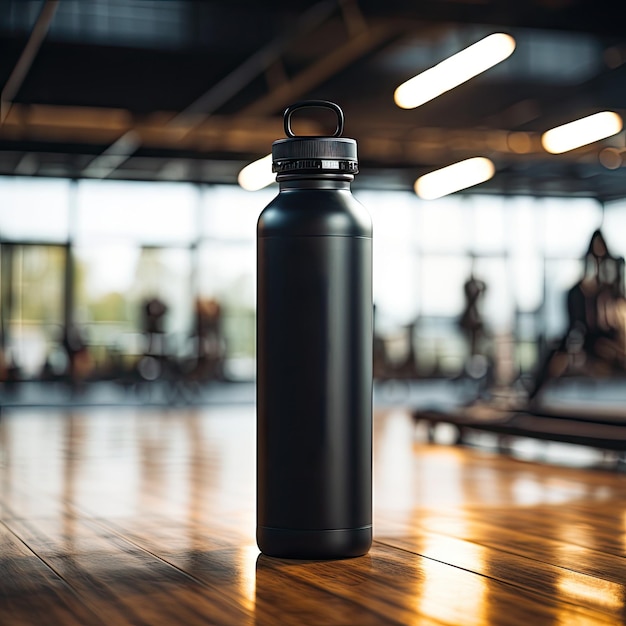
[
  {"left": 394, "top": 33, "right": 516, "bottom": 109},
  {"left": 415, "top": 157, "right": 495, "bottom": 200},
  {"left": 541, "top": 111, "right": 623, "bottom": 154},
  {"left": 238, "top": 154, "right": 274, "bottom": 191}
]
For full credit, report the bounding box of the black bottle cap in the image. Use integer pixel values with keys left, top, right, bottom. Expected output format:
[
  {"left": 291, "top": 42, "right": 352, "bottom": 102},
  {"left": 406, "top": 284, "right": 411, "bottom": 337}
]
[{"left": 272, "top": 101, "right": 358, "bottom": 176}]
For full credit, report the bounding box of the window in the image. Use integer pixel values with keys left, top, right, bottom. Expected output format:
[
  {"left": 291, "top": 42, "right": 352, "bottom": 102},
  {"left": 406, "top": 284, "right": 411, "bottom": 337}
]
[
  {"left": 76, "top": 180, "right": 196, "bottom": 245},
  {"left": 0, "top": 177, "right": 70, "bottom": 242},
  {"left": 542, "top": 197, "right": 602, "bottom": 258}
]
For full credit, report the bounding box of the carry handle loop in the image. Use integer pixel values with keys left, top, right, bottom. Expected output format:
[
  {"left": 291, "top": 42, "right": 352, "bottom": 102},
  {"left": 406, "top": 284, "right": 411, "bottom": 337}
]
[{"left": 283, "top": 100, "right": 344, "bottom": 138}]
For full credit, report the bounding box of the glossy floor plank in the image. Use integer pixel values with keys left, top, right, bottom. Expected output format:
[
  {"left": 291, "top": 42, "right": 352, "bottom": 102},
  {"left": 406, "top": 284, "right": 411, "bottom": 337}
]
[
  {"left": 1, "top": 405, "right": 626, "bottom": 625},
  {"left": 0, "top": 522, "right": 101, "bottom": 626},
  {"left": 394, "top": 509, "right": 626, "bottom": 584}
]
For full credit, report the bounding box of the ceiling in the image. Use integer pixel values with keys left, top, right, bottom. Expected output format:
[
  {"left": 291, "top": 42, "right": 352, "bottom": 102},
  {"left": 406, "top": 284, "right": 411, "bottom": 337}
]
[{"left": 1, "top": 0, "right": 625, "bottom": 200}]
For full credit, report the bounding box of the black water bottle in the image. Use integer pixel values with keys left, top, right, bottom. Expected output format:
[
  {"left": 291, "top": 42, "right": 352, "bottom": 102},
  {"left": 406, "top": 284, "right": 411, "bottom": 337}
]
[{"left": 256, "top": 101, "right": 372, "bottom": 559}]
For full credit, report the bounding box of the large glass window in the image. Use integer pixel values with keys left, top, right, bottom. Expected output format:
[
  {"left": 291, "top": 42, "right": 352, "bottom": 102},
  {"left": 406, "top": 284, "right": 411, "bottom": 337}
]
[
  {"left": 540, "top": 197, "right": 603, "bottom": 341},
  {"left": 544, "top": 258, "right": 584, "bottom": 338},
  {"left": 473, "top": 257, "right": 512, "bottom": 333},
  {"left": 74, "top": 244, "right": 192, "bottom": 353},
  {"left": 201, "top": 184, "right": 269, "bottom": 241},
  {"left": 356, "top": 190, "right": 419, "bottom": 328},
  {"left": 468, "top": 195, "right": 506, "bottom": 254},
  {"left": 70, "top": 181, "right": 198, "bottom": 373},
  {"left": 418, "top": 195, "right": 472, "bottom": 253},
  {"left": 197, "top": 242, "right": 255, "bottom": 377},
  {"left": 0, "top": 177, "right": 70, "bottom": 242},
  {"left": 0, "top": 175, "right": 613, "bottom": 384},
  {"left": 507, "top": 197, "right": 543, "bottom": 313},
  {"left": 1, "top": 244, "right": 66, "bottom": 377},
  {"left": 76, "top": 180, "right": 196, "bottom": 244},
  {"left": 603, "top": 200, "right": 626, "bottom": 259},
  {"left": 197, "top": 185, "right": 264, "bottom": 378},
  {"left": 542, "top": 197, "right": 602, "bottom": 258}
]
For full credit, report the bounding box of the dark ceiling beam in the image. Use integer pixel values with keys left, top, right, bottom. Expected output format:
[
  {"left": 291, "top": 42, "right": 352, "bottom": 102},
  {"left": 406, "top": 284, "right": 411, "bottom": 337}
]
[
  {"left": 0, "top": 0, "right": 59, "bottom": 124},
  {"left": 5, "top": 102, "right": 620, "bottom": 168}
]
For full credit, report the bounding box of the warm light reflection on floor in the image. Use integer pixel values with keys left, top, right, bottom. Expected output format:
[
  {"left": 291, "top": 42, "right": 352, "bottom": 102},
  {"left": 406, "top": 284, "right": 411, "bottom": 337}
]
[
  {"left": 510, "top": 474, "right": 591, "bottom": 507},
  {"left": 416, "top": 533, "right": 487, "bottom": 625},
  {"left": 374, "top": 410, "right": 476, "bottom": 529},
  {"left": 238, "top": 544, "right": 260, "bottom": 611},
  {"left": 557, "top": 518, "right": 594, "bottom": 551},
  {"left": 557, "top": 575, "right": 624, "bottom": 613}
]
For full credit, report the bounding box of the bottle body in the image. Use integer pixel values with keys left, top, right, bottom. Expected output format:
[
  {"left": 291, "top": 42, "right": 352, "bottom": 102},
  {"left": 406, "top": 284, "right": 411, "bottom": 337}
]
[{"left": 256, "top": 181, "right": 372, "bottom": 559}]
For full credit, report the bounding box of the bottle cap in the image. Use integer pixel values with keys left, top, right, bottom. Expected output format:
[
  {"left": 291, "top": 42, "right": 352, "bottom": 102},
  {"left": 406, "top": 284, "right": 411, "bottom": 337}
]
[{"left": 272, "top": 101, "right": 358, "bottom": 177}]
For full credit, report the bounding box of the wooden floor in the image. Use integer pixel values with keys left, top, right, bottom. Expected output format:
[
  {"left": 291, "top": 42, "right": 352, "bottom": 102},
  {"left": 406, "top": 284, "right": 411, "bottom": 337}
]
[{"left": 1, "top": 404, "right": 626, "bottom": 625}]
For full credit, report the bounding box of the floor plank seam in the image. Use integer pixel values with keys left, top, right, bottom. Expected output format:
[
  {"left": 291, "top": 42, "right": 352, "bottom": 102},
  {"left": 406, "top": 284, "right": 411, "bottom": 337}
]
[
  {"left": 3, "top": 513, "right": 228, "bottom": 626},
  {"left": 372, "top": 539, "right": 619, "bottom": 623},
  {"left": 386, "top": 524, "right": 626, "bottom": 584},
  {"left": 79, "top": 514, "right": 257, "bottom": 622},
  {"left": 452, "top": 510, "right": 626, "bottom": 561},
  {"left": 0, "top": 518, "right": 109, "bottom": 626}
]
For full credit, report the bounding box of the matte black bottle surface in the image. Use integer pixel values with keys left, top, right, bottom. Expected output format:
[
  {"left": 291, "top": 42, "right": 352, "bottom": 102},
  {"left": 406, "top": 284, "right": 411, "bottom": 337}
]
[{"left": 257, "top": 101, "right": 373, "bottom": 559}]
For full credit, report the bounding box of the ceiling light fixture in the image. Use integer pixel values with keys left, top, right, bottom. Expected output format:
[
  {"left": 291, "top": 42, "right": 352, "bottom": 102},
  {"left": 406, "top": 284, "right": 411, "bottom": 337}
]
[
  {"left": 541, "top": 111, "right": 623, "bottom": 154},
  {"left": 394, "top": 33, "right": 516, "bottom": 110},
  {"left": 415, "top": 157, "right": 495, "bottom": 200},
  {"left": 238, "top": 154, "right": 274, "bottom": 191}
]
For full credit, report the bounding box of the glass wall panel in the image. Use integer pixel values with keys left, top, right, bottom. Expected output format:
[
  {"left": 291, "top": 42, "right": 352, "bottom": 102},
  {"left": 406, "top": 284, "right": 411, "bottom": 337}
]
[
  {"left": 132, "top": 247, "right": 193, "bottom": 353},
  {"left": 544, "top": 258, "right": 583, "bottom": 338},
  {"left": 72, "top": 180, "right": 197, "bottom": 374},
  {"left": 197, "top": 242, "right": 255, "bottom": 379},
  {"left": 420, "top": 255, "right": 471, "bottom": 317},
  {"left": 0, "top": 174, "right": 617, "bottom": 387},
  {"left": 0, "top": 178, "right": 70, "bottom": 242},
  {"left": 416, "top": 255, "right": 472, "bottom": 375},
  {"left": 473, "top": 257, "right": 512, "bottom": 333},
  {"left": 602, "top": 200, "right": 626, "bottom": 259},
  {"left": 542, "top": 197, "right": 602, "bottom": 258},
  {"left": 356, "top": 190, "right": 419, "bottom": 328},
  {"left": 74, "top": 244, "right": 192, "bottom": 356},
  {"left": 507, "top": 197, "right": 543, "bottom": 313},
  {"left": 508, "top": 196, "right": 543, "bottom": 252},
  {"left": 198, "top": 185, "right": 261, "bottom": 379},
  {"left": 469, "top": 195, "right": 506, "bottom": 253},
  {"left": 76, "top": 180, "right": 196, "bottom": 244},
  {"left": 510, "top": 254, "right": 543, "bottom": 314},
  {"left": 201, "top": 184, "right": 270, "bottom": 241},
  {"left": 418, "top": 196, "right": 472, "bottom": 253},
  {"left": 2, "top": 245, "right": 66, "bottom": 377}
]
